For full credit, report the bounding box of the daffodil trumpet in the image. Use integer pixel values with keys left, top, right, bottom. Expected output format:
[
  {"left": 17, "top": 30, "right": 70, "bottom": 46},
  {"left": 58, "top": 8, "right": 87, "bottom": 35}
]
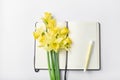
[{"left": 33, "top": 12, "right": 72, "bottom": 80}]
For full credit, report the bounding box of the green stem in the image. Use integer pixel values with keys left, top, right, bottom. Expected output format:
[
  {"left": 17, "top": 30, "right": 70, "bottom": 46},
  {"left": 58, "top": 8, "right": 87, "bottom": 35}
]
[
  {"left": 47, "top": 51, "right": 60, "bottom": 80},
  {"left": 53, "top": 52, "right": 58, "bottom": 80},
  {"left": 57, "top": 53, "right": 60, "bottom": 80},
  {"left": 50, "top": 51, "right": 56, "bottom": 80},
  {"left": 47, "top": 51, "right": 52, "bottom": 80},
  {"left": 54, "top": 51, "right": 60, "bottom": 80}
]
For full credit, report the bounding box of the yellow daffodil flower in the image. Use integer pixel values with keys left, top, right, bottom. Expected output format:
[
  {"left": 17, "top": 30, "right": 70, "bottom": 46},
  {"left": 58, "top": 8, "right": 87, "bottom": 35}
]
[
  {"left": 60, "top": 27, "right": 69, "bottom": 35},
  {"left": 33, "top": 31, "right": 40, "bottom": 39},
  {"left": 60, "top": 37, "right": 72, "bottom": 50},
  {"left": 44, "top": 12, "right": 52, "bottom": 19},
  {"left": 50, "top": 42, "right": 60, "bottom": 52},
  {"left": 48, "top": 19, "right": 56, "bottom": 25},
  {"left": 42, "top": 12, "right": 52, "bottom": 25}
]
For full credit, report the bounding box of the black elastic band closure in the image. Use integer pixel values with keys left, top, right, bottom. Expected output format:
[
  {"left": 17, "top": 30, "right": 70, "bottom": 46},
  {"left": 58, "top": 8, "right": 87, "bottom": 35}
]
[
  {"left": 64, "top": 51, "right": 68, "bottom": 80},
  {"left": 64, "top": 21, "right": 69, "bottom": 80}
]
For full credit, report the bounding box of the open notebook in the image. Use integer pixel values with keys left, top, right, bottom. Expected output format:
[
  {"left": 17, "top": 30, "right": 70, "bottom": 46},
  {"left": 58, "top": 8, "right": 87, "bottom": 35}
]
[{"left": 34, "top": 22, "right": 100, "bottom": 71}]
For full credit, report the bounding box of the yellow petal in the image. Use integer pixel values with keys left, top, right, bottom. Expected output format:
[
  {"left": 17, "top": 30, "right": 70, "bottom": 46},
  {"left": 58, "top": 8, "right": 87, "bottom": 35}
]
[
  {"left": 44, "top": 12, "right": 52, "bottom": 19},
  {"left": 50, "top": 42, "right": 60, "bottom": 52},
  {"left": 60, "top": 27, "right": 69, "bottom": 35},
  {"left": 61, "top": 37, "right": 72, "bottom": 49},
  {"left": 33, "top": 32, "right": 40, "bottom": 39}
]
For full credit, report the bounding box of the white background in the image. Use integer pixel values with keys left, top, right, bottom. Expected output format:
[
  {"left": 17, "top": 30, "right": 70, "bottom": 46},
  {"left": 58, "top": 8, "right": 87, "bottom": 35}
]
[{"left": 1, "top": 0, "right": 120, "bottom": 80}]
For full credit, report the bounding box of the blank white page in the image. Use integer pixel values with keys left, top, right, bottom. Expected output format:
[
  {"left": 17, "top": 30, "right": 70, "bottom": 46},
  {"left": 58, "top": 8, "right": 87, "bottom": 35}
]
[{"left": 67, "top": 22, "right": 100, "bottom": 70}]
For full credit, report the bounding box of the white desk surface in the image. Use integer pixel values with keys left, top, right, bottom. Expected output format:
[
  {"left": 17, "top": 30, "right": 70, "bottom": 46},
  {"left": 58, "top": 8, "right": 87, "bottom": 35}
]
[{"left": 1, "top": 0, "right": 120, "bottom": 80}]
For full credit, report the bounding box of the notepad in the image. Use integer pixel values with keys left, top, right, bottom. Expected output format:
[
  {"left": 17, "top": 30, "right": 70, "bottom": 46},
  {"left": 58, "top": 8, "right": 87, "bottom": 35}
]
[{"left": 34, "top": 22, "right": 100, "bottom": 70}]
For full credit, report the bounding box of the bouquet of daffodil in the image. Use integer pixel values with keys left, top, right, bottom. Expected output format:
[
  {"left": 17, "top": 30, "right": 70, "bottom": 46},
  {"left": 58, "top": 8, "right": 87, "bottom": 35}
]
[{"left": 33, "top": 12, "right": 72, "bottom": 80}]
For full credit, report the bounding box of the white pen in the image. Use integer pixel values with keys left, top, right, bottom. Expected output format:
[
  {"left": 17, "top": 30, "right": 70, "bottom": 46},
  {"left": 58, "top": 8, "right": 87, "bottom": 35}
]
[{"left": 84, "top": 40, "right": 94, "bottom": 72}]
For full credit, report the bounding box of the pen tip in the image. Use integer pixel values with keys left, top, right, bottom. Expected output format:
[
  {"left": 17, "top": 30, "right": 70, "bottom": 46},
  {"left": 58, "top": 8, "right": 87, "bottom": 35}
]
[
  {"left": 90, "top": 40, "right": 94, "bottom": 44},
  {"left": 84, "top": 69, "right": 86, "bottom": 72}
]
